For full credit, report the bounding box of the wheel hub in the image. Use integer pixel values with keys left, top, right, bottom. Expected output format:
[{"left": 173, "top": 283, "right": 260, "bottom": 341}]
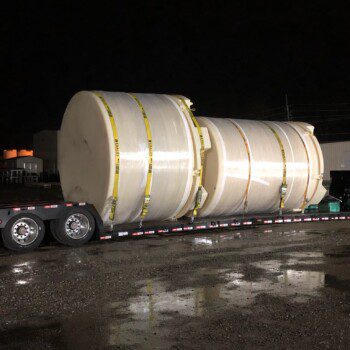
[
  {"left": 11, "top": 218, "right": 39, "bottom": 246},
  {"left": 64, "top": 214, "right": 90, "bottom": 240},
  {"left": 69, "top": 221, "right": 80, "bottom": 230},
  {"left": 18, "top": 225, "right": 29, "bottom": 237}
]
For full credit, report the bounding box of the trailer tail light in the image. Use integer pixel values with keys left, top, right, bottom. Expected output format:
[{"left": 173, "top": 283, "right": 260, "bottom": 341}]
[
  {"left": 65, "top": 203, "right": 73, "bottom": 207},
  {"left": 132, "top": 231, "right": 144, "bottom": 236},
  {"left": 100, "top": 235, "right": 112, "bottom": 240},
  {"left": 157, "top": 229, "right": 169, "bottom": 233},
  {"left": 44, "top": 205, "right": 58, "bottom": 209}
]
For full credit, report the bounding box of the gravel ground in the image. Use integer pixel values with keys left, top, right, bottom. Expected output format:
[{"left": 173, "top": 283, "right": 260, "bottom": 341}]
[{"left": 1, "top": 221, "right": 350, "bottom": 349}]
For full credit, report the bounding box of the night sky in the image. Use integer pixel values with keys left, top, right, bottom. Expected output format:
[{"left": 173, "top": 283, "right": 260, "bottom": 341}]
[{"left": 2, "top": 1, "right": 350, "bottom": 149}]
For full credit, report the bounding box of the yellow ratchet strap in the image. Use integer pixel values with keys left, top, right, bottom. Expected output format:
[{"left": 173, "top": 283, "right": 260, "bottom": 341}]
[
  {"left": 178, "top": 97, "right": 205, "bottom": 217},
  {"left": 128, "top": 94, "right": 153, "bottom": 220},
  {"left": 264, "top": 122, "right": 287, "bottom": 212},
  {"left": 230, "top": 120, "right": 251, "bottom": 213},
  {"left": 94, "top": 92, "right": 120, "bottom": 221}
]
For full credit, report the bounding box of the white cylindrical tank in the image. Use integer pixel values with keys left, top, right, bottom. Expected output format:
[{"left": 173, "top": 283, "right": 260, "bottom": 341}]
[
  {"left": 59, "top": 91, "right": 209, "bottom": 225},
  {"left": 197, "top": 118, "right": 326, "bottom": 217}
]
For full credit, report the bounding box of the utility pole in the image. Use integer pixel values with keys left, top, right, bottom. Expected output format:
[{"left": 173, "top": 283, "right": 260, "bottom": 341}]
[{"left": 285, "top": 94, "right": 291, "bottom": 121}]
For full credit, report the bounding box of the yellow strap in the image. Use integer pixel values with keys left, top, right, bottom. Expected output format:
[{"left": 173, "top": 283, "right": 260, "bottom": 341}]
[
  {"left": 94, "top": 92, "right": 120, "bottom": 221},
  {"left": 128, "top": 93, "right": 153, "bottom": 219},
  {"left": 178, "top": 97, "right": 205, "bottom": 217},
  {"left": 230, "top": 120, "right": 251, "bottom": 212},
  {"left": 263, "top": 122, "right": 287, "bottom": 210}
]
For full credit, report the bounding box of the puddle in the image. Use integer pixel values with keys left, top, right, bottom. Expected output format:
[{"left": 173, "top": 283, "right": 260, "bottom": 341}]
[
  {"left": 2, "top": 222, "right": 350, "bottom": 349},
  {"left": 188, "top": 228, "right": 310, "bottom": 248},
  {"left": 104, "top": 248, "right": 334, "bottom": 337},
  {"left": 286, "top": 251, "right": 324, "bottom": 259},
  {"left": 0, "top": 261, "right": 37, "bottom": 286},
  {"left": 107, "top": 247, "right": 333, "bottom": 342},
  {"left": 324, "top": 245, "right": 350, "bottom": 259},
  {"left": 102, "top": 260, "right": 328, "bottom": 348},
  {"left": 125, "top": 267, "right": 325, "bottom": 319}
]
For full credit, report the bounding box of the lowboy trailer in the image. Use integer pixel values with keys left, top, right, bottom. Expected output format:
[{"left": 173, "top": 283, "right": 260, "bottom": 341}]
[{"left": 0, "top": 201, "right": 350, "bottom": 252}]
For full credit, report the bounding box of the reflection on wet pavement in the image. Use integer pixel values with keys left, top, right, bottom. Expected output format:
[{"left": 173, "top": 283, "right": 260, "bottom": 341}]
[
  {"left": 1, "top": 222, "right": 350, "bottom": 348},
  {"left": 106, "top": 247, "right": 328, "bottom": 347},
  {"left": 126, "top": 260, "right": 325, "bottom": 320}
]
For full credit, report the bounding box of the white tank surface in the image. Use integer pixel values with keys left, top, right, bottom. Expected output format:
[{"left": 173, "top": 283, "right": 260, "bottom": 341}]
[
  {"left": 58, "top": 91, "right": 210, "bottom": 225},
  {"left": 197, "top": 118, "right": 326, "bottom": 217}
]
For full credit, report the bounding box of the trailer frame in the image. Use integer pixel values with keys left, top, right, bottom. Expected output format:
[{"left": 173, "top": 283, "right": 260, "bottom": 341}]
[
  {"left": 1, "top": 200, "right": 350, "bottom": 251},
  {"left": 99, "top": 210, "right": 350, "bottom": 240}
]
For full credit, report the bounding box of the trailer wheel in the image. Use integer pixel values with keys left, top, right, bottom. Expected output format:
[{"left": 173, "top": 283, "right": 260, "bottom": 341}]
[
  {"left": 52, "top": 208, "right": 95, "bottom": 246},
  {"left": 49, "top": 219, "right": 65, "bottom": 244},
  {"left": 2, "top": 214, "right": 45, "bottom": 252}
]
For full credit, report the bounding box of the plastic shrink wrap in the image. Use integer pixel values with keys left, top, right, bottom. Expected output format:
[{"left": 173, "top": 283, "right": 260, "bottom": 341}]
[
  {"left": 59, "top": 91, "right": 210, "bottom": 225},
  {"left": 59, "top": 91, "right": 326, "bottom": 225},
  {"left": 197, "top": 118, "right": 326, "bottom": 217}
]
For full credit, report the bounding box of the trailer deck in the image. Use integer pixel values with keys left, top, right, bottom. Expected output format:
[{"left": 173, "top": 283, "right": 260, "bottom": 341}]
[
  {"left": 100, "top": 211, "right": 350, "bottom": 240},
  {"left": 1, "top": 200, "right": 350, "bottom": 251}
]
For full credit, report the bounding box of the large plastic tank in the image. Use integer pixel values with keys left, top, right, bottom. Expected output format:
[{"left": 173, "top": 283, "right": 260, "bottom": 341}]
[
  {"left": 58, "top": 91, "right": 210, "bottom": 225},
  {"left": 197, "top": 118, "right": 326, "bottom": 217}
]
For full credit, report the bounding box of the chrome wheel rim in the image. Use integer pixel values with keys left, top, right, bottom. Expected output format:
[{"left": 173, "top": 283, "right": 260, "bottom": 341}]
[
  {"left": 65, "top": 214, "right": 90, "bottom": 240},
  {"left": 11, "top": 218, "right": 39, "bottom": 246}
]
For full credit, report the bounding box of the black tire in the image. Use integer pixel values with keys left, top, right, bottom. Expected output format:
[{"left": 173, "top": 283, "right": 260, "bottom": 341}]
[
  {"left": 52, "top": 208, "right": 95, "bottom": 247},
  {"left": 2, "top": 214, "right": 45, "bottom": 252},
  {"left": 50, "top": 219, "right": 66, "bottom": 244}
]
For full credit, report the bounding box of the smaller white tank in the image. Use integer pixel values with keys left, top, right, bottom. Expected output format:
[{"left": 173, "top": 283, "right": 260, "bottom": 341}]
[{"left": 197, "top": 118, "right": 326, "bottom": 217}]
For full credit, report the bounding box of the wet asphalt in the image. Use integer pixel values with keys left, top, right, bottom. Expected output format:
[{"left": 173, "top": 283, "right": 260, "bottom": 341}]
[{"left": 1, "top": 221, "right": 350, "bottom": 349}]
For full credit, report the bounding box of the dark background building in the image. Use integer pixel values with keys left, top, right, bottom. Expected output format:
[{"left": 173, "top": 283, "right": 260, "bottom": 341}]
[{"left": 2, "top": 2, "right": 350, "bottom": 149}]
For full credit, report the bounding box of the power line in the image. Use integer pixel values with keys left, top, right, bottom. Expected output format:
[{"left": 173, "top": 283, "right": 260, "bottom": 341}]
[
  {"left": 292, "top": 102, "right": 350, "bottom": 107},
  {"left": 291, "top": 114, "right": 350, "bottom": 121},
  {"left": 316, "top": 132, "right": 350, "bottom": 135},
  {"left": 292, "top": 109, "right": 350, "bottom": 113}
]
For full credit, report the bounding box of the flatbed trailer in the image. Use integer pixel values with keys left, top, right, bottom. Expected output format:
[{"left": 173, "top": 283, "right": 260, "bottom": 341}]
[{"left": 1, "top": 200, "right": 350, "bottom": 252}]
